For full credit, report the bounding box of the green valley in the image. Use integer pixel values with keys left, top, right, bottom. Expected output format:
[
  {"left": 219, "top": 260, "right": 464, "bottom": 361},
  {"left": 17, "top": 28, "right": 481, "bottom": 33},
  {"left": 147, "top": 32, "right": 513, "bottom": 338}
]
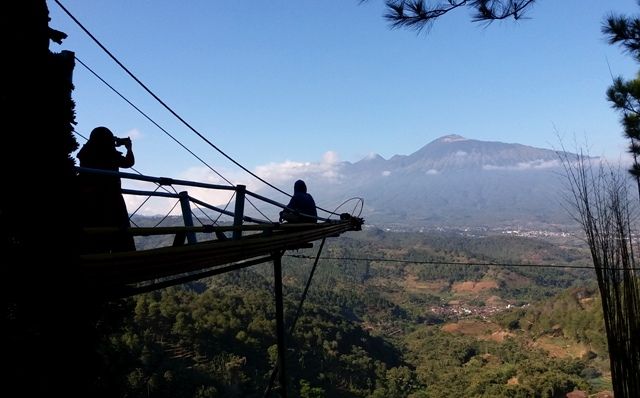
[{"left": 94, "top": 228, "right": 612, "bottom": 397}]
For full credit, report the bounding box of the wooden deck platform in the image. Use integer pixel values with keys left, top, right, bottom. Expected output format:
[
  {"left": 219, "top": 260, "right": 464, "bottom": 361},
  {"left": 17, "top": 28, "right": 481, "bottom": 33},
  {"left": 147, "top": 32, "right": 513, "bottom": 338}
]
[{"left": 79, "top": 218, "right": 363, "bottom": 291}]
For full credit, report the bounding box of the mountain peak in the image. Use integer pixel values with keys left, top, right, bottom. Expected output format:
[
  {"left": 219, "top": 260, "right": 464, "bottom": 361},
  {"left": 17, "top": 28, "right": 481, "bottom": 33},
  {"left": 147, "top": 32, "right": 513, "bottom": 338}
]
[
  {"left": 363, "top": 152, "right": 385, "bottom": 161},
  {"left": 402, "top": 134, "right": 563, "bottom": 172},
  {"left": 434, "top": 134, "right": 467, "bottom": 144}
]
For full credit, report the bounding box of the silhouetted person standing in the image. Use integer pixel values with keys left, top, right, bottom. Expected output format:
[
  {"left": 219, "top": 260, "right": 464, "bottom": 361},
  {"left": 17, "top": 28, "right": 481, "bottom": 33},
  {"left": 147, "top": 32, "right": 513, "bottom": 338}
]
[
  {"left": 279, "top": 179, "right": 318, "bottom": 223},
  {"left": 77, "top": 126, "right": 135, "bottom": 253}
]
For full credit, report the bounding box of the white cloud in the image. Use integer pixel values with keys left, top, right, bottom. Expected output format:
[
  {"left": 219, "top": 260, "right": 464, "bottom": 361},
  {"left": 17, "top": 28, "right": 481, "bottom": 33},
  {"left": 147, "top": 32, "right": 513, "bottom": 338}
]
[
  {"left": 426, "top": 169, "right": 439, "bottom": 175},
  {"left": 455, "top": 150, "right": 467, "bottom": 157},
  {"left": 483, "top": 159, "right": 562, "bottom": 171},
  {"left": 322, "top": 151, "right": 340, "bottom": 164},
  {"left": 123, "top": 151, "right": 344, "bottom": 216},
  {"left": 126, "top": 128, "right": 143, "bottom": 140},
  {"left": 382, "top": 170, "right": 391, "bottom": 177},
  {"left": 254, "top": 151, "right": 343, "bottom": 185}
]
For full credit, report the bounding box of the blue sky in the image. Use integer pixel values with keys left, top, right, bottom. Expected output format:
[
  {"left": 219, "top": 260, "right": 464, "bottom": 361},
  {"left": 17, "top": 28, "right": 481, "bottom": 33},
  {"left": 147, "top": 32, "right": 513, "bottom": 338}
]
[{"left": 49, "top": 0, "right": 640, "bottom": 207}]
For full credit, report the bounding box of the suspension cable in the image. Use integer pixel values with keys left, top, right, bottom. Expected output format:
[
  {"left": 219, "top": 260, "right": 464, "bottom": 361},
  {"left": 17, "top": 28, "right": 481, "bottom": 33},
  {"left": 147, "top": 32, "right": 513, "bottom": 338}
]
[
  {"left": 56, "top": 0, "right": 337, "bottom": 217},
  {"left": 75, "top": 130, "right": 189, "bottom": 221},
  {"left": 284, "top": 254, "right": 640, "bottom": 271},
  {"left": 153, "top": 199, "right": 182, "bottom": 228},
  {"left": 55, "top": 0, "right": 289, "bottom": 196},
  {"left": 73, "top": 58, "right": 272, "bottom": 221},
  {"left": 74, "top": 57, "right": 230, "bottom": 184}
]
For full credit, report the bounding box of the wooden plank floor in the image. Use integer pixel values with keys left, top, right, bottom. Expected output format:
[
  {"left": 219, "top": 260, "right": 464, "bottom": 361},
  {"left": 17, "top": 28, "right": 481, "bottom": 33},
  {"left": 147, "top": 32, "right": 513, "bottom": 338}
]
[{"left": 80, "top": 219, "right": 362, "bottom": 286}]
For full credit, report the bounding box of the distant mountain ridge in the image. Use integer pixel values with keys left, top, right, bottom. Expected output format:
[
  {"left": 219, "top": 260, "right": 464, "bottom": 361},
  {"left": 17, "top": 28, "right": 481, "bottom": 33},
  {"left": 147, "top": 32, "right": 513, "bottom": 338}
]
[
  {"left": 296, "top": 135, "right": 581, "bottom": 229},
  {"left": 355, "top": 134, "right": 563, "bottom": 173}
]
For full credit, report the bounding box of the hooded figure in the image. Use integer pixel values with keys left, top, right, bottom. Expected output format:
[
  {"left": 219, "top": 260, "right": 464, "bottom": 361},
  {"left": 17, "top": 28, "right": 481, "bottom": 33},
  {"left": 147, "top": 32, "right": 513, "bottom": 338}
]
[
  {"left": 279, "top": 179, "right": 318, "bottom": 223},
  {"left": 77, "top": 126, "right": 135, "bottom": 253}
]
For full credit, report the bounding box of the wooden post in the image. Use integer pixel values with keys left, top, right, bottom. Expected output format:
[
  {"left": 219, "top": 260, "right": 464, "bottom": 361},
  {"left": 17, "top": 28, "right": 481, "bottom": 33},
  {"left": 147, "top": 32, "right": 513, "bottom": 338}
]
[
  {"left": 273, "top": 252, "right": 287, "bottom": 398},
  {"left": 179, "top": 191, "right": 196, "bottom": 244},
  {"left": 233, "top": 185, "right": 246, "bottom": 240}
]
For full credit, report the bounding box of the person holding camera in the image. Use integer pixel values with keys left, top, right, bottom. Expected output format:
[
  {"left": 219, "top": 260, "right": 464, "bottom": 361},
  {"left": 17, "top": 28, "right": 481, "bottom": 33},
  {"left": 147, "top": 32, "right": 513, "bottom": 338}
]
[{"left": 77, "top": 126, "right": 136, "bottom": 253}]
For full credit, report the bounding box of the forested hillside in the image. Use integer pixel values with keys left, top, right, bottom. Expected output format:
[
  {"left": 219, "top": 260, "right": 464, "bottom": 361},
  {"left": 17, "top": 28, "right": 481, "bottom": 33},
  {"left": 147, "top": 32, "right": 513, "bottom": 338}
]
[{"left": 93, "top": 228, "right": 611, "bottom": 397}]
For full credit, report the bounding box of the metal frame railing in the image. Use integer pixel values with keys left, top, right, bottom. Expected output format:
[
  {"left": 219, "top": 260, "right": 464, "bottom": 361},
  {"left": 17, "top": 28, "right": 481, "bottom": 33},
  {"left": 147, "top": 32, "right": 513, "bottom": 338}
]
[{"left": 76, "top": 167, "right": 328, "bottom": 244}]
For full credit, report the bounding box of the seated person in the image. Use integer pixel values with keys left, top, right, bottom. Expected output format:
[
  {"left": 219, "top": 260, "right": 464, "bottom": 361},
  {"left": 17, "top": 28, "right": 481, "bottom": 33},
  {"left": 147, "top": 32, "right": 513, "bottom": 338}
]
[{"left": 279, "top": 180, "right": 318, "bottom": 223}]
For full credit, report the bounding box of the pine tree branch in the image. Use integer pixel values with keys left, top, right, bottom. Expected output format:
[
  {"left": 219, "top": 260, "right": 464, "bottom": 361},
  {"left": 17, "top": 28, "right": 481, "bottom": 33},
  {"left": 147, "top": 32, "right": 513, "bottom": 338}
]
[{"left": 382, "top": 0, "right": 536, "bottom": 32}]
